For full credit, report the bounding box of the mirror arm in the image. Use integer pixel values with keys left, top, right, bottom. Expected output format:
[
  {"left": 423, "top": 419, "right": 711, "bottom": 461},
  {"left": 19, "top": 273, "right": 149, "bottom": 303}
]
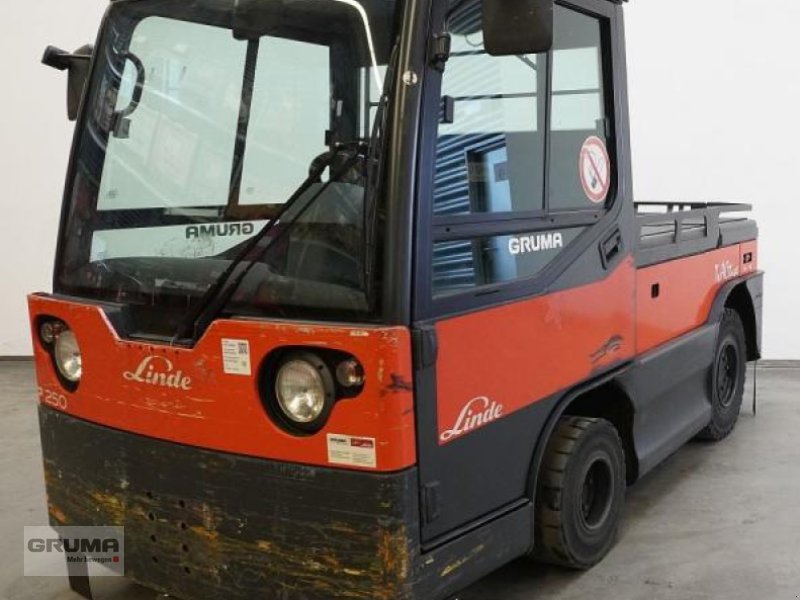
[
  {"left": 429, "top": 33, "right": 452, "bottom": 72},
  {"left": 42, "top": 46, "right": 72, "bottom": 71}
]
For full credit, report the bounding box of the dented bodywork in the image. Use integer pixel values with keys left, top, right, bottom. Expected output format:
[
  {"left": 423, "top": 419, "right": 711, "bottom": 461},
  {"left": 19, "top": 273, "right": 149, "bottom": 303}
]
[
  {"left": 40, "top": 407, "right": 419, "bottom": 600},
  {"left": 29, "top": 294, "right": 416, "bottom": 472},
  {"left": 39, "top": 407, "right": 528, "bottom": 600}
]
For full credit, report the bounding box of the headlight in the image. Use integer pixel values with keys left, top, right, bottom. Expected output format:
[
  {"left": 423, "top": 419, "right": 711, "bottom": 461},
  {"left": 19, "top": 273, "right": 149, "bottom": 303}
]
[
  {"left": 54, "top": 329, "right": 83, "bottom": 383},
  {"left": 274, "top": 355, "right": 333, "bottom": 426}
]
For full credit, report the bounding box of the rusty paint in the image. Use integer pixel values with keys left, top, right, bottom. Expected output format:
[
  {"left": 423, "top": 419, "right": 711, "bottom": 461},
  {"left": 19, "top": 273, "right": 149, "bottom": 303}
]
[
  {"left": 48, "top": 503, "right": 68, "bottom": 524},
  {"left": 38, "top": 406, "right": 421, "bottom": 600},
  {"left": 89, "top": 491, "right": 126, "bottom": 522},
  {"left": 439, "top": 544, "right": 485, "bottom": 577}
]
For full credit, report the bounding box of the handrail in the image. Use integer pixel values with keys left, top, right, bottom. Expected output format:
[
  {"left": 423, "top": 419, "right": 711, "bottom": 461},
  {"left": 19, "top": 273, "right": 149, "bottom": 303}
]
[{"left": 634, "top": 202, "right": 752, "bottom": 245}]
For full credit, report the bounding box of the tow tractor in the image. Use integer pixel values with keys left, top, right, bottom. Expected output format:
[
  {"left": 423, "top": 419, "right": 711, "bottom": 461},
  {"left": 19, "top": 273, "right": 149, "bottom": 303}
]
[{"left": 33, "top": 0, "right": 762, "bottom": 598}]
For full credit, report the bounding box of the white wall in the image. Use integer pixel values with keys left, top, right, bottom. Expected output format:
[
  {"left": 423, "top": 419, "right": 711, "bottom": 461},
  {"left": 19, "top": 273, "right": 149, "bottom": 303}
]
[
  {"left": 0, "top": 2, "right": 107, "bottom": 355},
  {"left": 624, "top": 0, "right": 800, "bottom": 359},
  {"left": 0, "top": 0, "right": 797, "bottom": 358}
]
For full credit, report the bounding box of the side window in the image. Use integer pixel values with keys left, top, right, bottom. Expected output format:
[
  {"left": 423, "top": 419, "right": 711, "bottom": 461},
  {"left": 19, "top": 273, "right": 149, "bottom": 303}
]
[
  {"left": 430, "top": 2, "right": 611, "bottom": 297},
  {"left": 549, "top": 7, "right": 608, "bottom": 211},
  {"left": 434, "top": 3, "right": 545, "bottom": 217}
]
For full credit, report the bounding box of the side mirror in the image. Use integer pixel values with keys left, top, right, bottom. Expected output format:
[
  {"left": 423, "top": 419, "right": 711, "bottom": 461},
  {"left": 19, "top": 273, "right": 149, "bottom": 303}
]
[
  {"left": 42, "top": 44, "right": 94, "bottom": 121},
  {"left": 482, "top": 0, "right": 554, "bottom": 56}
]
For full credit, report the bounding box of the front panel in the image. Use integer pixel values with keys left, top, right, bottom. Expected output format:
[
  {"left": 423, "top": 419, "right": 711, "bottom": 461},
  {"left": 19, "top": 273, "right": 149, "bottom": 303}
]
[{"left": 29, "top": 294, "right": 416, "bottom": 472}]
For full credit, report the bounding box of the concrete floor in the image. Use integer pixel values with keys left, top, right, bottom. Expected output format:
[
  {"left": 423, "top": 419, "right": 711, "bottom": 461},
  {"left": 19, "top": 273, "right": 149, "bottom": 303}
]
[{"left": 2, "top": 361, "right": 799, "bottom": 600}]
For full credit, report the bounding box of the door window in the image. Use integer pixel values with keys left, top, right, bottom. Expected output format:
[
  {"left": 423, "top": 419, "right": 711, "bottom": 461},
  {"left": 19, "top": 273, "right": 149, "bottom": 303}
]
[
  {"left": 549, "top": 8, "right": 608, "bottom": 211},
  {"left": 431, "top": 2, "right": 611, "bottom": 297},
  {"left": 434, "top": 3, "right": 545, "bottom": 217}
]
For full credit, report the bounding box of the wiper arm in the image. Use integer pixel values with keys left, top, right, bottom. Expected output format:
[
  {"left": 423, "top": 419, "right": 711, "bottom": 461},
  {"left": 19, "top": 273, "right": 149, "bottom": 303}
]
[{"left": 172, "top": 143, "right": 365, "bottom": 343}]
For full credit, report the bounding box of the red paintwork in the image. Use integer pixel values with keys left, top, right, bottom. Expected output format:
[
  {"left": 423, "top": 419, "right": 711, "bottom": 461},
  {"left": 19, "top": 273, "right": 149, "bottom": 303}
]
[
  {"left": 28, "top": 295, "right": 416, "bottom": 473},
  {"left": 435, "top": 257, "right": 637, "bottom": 444},
  {"left": 29, "top": 240, "right": 758, "bottom": 459},
  {"left": 636, "top": 243, "right": 758, "bottom": 355},
  {"left": 740, "top": 240, "right": 758, "bottom": 277}
]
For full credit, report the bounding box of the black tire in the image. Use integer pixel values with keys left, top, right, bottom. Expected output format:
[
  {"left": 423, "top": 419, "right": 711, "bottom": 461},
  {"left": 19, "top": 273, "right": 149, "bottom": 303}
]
[
  {"left": 696, "top": 308, "right": 747, "bottom": 441},
  {"left": 531, "top": 416, "right": 626, "bottom": 569}
]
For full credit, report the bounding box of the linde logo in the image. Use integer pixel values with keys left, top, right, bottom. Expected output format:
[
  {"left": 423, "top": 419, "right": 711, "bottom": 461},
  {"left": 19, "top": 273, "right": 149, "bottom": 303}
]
[
  {"left": 440, "top": 396, "right": 504, "bottom": 443},
  {"left": 508, "top": 232, "right": 564, "bottom": 256},
  {"left": 123, "top": 356, "right": 192, "bottom": 390}
]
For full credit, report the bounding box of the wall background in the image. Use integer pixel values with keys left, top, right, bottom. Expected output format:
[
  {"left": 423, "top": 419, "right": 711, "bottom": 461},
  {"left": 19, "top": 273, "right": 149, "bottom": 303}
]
[{"left": 0, "top": 0, "right": 796, "bottom": 358}]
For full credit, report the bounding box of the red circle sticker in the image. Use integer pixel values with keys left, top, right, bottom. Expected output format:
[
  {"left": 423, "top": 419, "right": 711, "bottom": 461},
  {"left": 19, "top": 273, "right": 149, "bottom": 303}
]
[{"left": 579, "top": 136, "right": 611, "bottom": 204}]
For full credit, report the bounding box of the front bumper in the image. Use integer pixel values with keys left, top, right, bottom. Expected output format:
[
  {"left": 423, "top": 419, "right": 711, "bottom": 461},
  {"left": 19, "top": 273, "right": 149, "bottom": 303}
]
[{"left": 39, "top": 406, "right": 420, "bottom": 600}]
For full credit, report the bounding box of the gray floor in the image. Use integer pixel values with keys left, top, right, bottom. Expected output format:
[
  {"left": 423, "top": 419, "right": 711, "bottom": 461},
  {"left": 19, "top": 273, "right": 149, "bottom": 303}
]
[{"left": 2, "top": 362, "right": 799, "bottom": 600}]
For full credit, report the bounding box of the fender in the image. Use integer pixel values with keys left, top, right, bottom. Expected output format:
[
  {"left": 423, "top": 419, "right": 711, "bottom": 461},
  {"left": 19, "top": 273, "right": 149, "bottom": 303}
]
[
  {"left": 523, "top": 360, "right": 633, "bottom": 551},
  {"left": 706, "top": 272, "right": 764, "bottom": 360}
]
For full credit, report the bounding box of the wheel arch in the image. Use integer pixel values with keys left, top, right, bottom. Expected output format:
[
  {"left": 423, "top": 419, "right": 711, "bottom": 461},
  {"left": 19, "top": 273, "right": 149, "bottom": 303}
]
[
  {"left": 526, "top": 365, "right": 639, "bottom": 522},
  {"left": 708, "top": 273, "right": 763, "bottom": 361}
]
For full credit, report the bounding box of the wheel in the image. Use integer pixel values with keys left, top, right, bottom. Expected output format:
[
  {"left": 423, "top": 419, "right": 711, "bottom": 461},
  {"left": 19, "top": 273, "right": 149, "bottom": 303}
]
[
  {"left": 696, "top": 308, "right": 747, "bottom": 441},
  {"left": 531, "top": 416, "right": 626, "bottom": 569}
]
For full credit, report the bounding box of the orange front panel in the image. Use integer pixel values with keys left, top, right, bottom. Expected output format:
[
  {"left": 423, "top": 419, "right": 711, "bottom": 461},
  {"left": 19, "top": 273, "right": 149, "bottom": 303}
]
[
  {"left": 435, "top": 258, "right": 636, "bottom": 444},
  {"left": 636, "top": 243, "right": 757, "bottom": 355},
  {"left": 28, "top": 295, "right": 416, "bottom": 472}
]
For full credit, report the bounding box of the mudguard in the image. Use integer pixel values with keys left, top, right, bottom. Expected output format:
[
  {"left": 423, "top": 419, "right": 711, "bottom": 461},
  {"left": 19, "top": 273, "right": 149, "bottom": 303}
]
[{"left": 706, "top": 272, "right": 764, "bottom": 360}]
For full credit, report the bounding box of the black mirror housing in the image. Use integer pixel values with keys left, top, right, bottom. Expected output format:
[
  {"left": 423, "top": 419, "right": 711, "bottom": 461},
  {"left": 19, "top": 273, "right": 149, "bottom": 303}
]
[
  {"left": 482, "top": 0, "right": 554, "bottom": 56},
  {"left": 42, "top": 44, "right": 93, "bottom": 121}
]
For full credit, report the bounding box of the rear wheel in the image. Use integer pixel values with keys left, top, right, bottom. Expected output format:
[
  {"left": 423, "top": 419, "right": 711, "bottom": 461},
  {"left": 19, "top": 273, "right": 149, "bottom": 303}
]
[
  {"left": 696, "top": 308, "right": 747, "bottom": 441},
  {"left": 531, "top": 416, "right": 625, "bottom": 569}
]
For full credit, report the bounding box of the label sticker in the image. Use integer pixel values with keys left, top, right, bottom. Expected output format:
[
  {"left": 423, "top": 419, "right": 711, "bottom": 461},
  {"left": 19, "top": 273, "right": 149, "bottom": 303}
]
[
  {"left": 221, "top": 339, "right": 252, "bottom": 376},
  {"left": 327, "top": 434, "right": 377, "bottom": 468},
  {"left": 579, "top": 136, "right": 611, "bottom": 204}
]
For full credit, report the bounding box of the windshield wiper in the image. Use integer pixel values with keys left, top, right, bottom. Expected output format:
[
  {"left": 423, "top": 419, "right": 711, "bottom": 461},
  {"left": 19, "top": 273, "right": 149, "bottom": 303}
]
[{"left": 172, "top": 143, "right": 365, "bottom": 344}]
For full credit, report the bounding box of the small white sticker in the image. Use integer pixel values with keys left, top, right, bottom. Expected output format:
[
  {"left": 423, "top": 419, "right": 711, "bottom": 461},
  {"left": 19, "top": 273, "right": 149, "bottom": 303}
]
[
  {"left": 221, "top": 339, "right": 251, "bottom": 376},
  {"left": 327, "top": 434, "right": 377, "bottom": 469}
]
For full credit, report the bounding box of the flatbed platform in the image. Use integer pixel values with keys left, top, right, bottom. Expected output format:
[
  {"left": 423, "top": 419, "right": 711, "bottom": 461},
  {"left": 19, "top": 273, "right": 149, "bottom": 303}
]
[{"left": 635, "top": 202, "right": 757, "bottom": 266}]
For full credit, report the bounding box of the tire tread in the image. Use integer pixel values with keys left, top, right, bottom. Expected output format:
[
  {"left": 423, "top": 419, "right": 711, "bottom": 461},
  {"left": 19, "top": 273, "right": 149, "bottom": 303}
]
[{"left": 532, "top": 416, "right": 624, "bottom": 569}]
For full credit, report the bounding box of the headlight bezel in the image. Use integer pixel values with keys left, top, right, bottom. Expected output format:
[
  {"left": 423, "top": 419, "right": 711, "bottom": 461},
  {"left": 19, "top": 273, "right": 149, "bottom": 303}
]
[
  {"left": 269, "top": 351, "right": 336, "bottom": 434},
  {"left": 37, "top": 316, "right": 82, "bottom": 392},
  {"left": 259, "top": 348, "right": 365, "bottom": 436}
]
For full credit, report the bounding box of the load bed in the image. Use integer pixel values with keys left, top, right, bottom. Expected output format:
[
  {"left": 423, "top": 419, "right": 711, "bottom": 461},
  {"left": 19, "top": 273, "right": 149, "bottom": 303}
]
[{"left": 635, "top": 202, "right": 757, "bottom": 267}]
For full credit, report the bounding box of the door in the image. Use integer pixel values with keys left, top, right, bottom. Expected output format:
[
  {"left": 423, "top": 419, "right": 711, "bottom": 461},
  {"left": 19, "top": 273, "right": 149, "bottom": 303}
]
[{"left": 413, "top": 0, "right": 636, "bottom": 543}]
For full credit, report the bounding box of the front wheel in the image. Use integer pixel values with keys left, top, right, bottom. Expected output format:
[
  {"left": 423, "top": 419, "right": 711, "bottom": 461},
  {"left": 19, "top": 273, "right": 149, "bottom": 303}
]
[
  {"left": 696, "top": 308, "right": 747, "bottom": 441},
  {"left": 531, "top": 416, "right": 626, "bottom": 569}
]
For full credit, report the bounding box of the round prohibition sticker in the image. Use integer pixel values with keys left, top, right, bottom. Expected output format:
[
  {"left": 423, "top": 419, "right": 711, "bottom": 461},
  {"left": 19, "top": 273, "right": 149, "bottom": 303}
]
[{"left": 579, "top": 136, "right": 611, "bottom": 204}]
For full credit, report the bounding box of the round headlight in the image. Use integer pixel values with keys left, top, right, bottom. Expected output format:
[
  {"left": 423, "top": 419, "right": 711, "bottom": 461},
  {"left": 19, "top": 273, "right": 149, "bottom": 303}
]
[
  {"left": 275, "top": 359, "right": 328, "bottom": 424},
  {"left": 54, "top": 330, "right": 82, "bottom": 383}
]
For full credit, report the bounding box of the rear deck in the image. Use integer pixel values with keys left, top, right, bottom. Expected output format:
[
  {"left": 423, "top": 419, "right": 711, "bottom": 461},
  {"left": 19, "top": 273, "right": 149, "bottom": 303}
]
[{"left": 635, "top": 202, "right": 757, "bottom": 266}]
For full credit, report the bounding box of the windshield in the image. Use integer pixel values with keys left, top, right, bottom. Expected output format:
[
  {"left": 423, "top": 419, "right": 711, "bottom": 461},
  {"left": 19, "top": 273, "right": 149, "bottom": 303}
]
[{"left": 56, "top": 0, "right": 399, "bottom": 335}]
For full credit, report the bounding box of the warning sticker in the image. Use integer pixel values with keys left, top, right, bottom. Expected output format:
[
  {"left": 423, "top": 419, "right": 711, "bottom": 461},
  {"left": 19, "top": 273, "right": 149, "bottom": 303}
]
[
  {"left": 579, "top": 136, "right": 611, "bottom": 204},
  {"left": 221, "top": 339, "right": 251, "bottom": 376},
  {"left": 327, "top": 434, "right": 377, "bottom": 469}
]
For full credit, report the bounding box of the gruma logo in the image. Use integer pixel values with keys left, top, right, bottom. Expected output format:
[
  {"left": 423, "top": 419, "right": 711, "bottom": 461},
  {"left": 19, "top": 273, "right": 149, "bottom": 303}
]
[
  {"left": 123, "top": 356, "right": 192, "bottom": 390},
  {"left": 24, "top": 525, "right": 124, "bottom": 577},
  {"left": 440, "top": 396, "right": 504, "bottom": 443}
]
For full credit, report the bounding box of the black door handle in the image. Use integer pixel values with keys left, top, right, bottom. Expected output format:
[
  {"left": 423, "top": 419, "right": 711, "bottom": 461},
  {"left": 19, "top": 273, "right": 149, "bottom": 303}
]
[{"left": 600, "top": 228, "right": 624, "bottom": 269}]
